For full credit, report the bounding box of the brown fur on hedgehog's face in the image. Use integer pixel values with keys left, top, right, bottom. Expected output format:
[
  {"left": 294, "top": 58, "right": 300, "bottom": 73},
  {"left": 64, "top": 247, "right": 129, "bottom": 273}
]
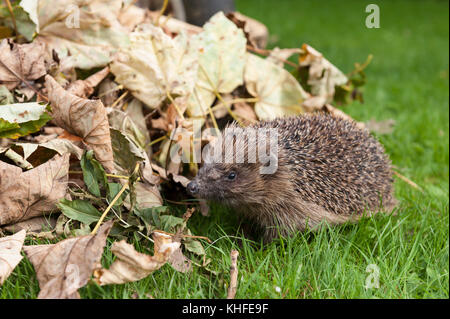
[{"left": 187, "top": 162, "right": 268, "bottom": 207}]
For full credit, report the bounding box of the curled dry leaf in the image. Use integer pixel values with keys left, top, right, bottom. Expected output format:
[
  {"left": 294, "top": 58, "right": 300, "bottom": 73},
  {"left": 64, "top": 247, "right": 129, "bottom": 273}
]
[
  {"left": 187, "top": 12, "right": 247, "bottom": 117},
  {"left": 267, "top": 47, "right": 302, "bottom": 67},
  {"left": 0, "top": 229, "right": 26, "bottom": 285},
  {"left": 111, "top": 24, "right": 198, "bottom": 109},
  {"left": 169, "top": 246, "right": 192, "bottom": 273},
  {"left": 67, "top": 67, "right": 110, "bottom": 98},
  {"left": 245, "top": 53, "right": 307, "bottom": 120},
  {"left": 226, "top": 11, "right": 269, "bottom": 49},
  {"left": 93, "top": 231, "right": 180, "bottom": 285},
  {"left": 0, "top": 153, "right": 70, "bottom": 226},
  {"left": 299, "top": 44, "right": 348, "bottom": 103},
  {"left": 45, "top": 75, "right": 114, "bottom": 172},
  {"left": 0, "top": 39, "right": 47, "bottom": 90},
  {"left": 23, "top": 221, "right": 113, "bottom": 299}
]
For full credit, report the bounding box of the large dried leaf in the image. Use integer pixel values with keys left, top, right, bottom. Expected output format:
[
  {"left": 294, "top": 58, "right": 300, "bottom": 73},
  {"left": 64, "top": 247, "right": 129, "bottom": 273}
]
[
  {"left": 187, "top": 12, "right": 247, "bottom": 116},
  {"left": 0, "top": 39, "right": 47, "bottom": 90},
  {"left": 0, "top": 230, "right": 26, "bottom": 285},
  {"left": 244, "top": 53, "right": 307, "bottom": 120},
  {"left": 45, "top": 75, "right": 114, "bottom": 172},
  {"left": 93, "top": 231, "right": 179, "bottom": 285},
  {"left": 0, "top": 153, "right": 70, "bottom": 226},
  {"left": 33, "top": 0, "right": 130, "bottom": 70},
  {"left": 111, "top": 24, "right": 198, "bottom": 109},
  {"left": 23, "top": 221, "right": 113, "bottom": 299}
]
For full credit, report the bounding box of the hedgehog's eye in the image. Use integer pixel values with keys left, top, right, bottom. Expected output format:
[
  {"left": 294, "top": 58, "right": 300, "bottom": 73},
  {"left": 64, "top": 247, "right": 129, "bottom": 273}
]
[{"left": 227, "top": 171, "right": 237, "bottom": 180}]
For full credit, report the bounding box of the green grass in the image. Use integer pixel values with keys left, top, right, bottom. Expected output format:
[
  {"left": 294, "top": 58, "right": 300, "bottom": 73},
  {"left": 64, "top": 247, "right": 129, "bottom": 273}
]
[{"left": 1, "top": 0, "right": 448, "bottom": 299}]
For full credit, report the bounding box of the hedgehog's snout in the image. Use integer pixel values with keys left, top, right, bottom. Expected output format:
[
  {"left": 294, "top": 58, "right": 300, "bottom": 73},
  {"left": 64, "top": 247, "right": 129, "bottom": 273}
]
[{"left": 187, "top": 181, "right": 199, "bottom": 195}]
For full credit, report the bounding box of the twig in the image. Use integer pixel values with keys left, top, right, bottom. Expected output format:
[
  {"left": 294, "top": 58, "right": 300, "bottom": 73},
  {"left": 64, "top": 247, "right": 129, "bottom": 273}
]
[
  {"left": 154, "top": 229, "right": 212, "bottom": 243},
  {"left": 155, "top": 0, "right": 169, "bottom": 26},
  {"left": 68, "top": 170, "right": 130, "bottom": 180},
  {"left": 3, "top": 0, "right": 17, "bottom": 37},
  {"left": 91, "top": 181, "right": 128, "bottom": 235},
  {"left": 166, "top": 91, "right": 185, "bottom": 120},
  {"left": 4, "top": 149, "right": 33, "bottom": 170},
  {"left": 393, "top": 170, "right": 424, "bottom": 193},
  {"left": 227, "top": 250, "right": 239, "bottom": 299},
  {"left": 111, "top": 91, "right": 128, "bottom": 108},
  {"left": 211, "top": 97, "right": 259, "bottom": 112},
  {"left": 213, "top": 91, "right": 243, "bottom": 127},
  {"left": 91, "top": 163, "right": 139, "bottom": 235},
  {"left": 147, "top": 134, "right": 168, "bottom": 147}
]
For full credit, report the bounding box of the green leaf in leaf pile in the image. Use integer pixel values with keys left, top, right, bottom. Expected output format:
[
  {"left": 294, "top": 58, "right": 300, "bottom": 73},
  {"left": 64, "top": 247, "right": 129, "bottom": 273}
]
[
  {"left": 134, "top": 206, "right": 168, "bottom": 232},
  {"left": 0, "top": 103, "right": 51, "bottom": 139},
  {"left": 184, "top": 239, "right": 205, "bottom": 256},
  {"left": 57, "top": 198, "right": 102, "bottom": 225},
  {"left": 80, "top": 150, "right": 108, "bottom": 197},
  {"left": 0, "top": 4, "right": 36, "bottom": 41},
  {"left": 107, "top": 182, "right": 129, "bottom": 208}
]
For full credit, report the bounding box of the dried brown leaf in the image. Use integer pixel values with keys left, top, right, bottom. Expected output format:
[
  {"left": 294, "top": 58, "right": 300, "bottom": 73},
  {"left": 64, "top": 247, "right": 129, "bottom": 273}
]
[
  {"left": 299, "top": 44, "right": 348, "bottom": 102},
  {"left": 93, "top": 231, "right": 180, "bottom": 285},
  {"left": 45, "top": 75, "right": 114, "bottom": 172},
  {"left": 226, "top": 12, "right": 269, "bottom": 49},
  {"left": 0, "top": 154, "right": 70, "bottom": 226},
  {"left": 169, "top": 247, "right": 192, "bottom": 273},
  {"left": 0, "top": 39, "right": 47, "bottom": 90},
  {"left": 0, "top": 229, "right": 26, "bottom": 285},
  {"left": 67, "top": 67, "right": 110, "bottom": 98},
  {"left": 3, "top": 216, "right": 56, "bottom": 234},
  {"left": 22, "top": 221, "right": 113, "bottom": 299},
  {"left": 151, "top": 162, "right": 191, "bottom": 188}
]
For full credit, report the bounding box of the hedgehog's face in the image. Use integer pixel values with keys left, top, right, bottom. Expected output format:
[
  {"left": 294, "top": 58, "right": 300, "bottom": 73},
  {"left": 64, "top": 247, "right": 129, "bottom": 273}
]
[{"left": 187, "top": 162, "right": 267, "bottom": 207}]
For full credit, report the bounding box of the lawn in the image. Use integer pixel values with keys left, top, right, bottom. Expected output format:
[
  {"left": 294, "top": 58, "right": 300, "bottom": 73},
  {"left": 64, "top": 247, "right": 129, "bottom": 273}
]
[{"left": 1, "top": 0, "right": 448, "bottom": 299}]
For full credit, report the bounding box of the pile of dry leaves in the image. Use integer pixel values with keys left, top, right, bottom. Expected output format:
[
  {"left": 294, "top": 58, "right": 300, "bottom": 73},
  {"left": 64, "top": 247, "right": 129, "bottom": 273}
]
[{"left": 0, "top": 0, "right": 371, "bottom": 298}]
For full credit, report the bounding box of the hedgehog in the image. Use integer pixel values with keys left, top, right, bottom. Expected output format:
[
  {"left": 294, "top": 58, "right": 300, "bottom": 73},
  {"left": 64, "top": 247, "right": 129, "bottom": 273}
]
[{"left": 187, "top": 113, "right": 397, "bottom": 242}]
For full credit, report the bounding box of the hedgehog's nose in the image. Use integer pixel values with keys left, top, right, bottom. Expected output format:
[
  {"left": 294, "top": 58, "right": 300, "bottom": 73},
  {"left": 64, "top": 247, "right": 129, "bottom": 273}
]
[{"left": 187, "top": 181, "right": 199, "bottom": 195}]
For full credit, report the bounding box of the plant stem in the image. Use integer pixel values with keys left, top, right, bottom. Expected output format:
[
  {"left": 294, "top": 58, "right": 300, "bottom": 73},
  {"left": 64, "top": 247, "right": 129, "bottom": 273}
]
[
  {"left": 68, "top": 170, "right": 130, "bottom": 180},
  {"left": 4, "top": 0, "right": 17, "bottom": 37},
  {"left": 91, "top": 181, "right": 128, "bottom": 235},
  {"left": 111, "top": 91, "right": 128, "bottom": 108},
  {"left": 166, "top": 91, "right": 185, "bottom": 120},
  {"left": 155, "top": 0, "right": 169, "bottom": 26}
]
